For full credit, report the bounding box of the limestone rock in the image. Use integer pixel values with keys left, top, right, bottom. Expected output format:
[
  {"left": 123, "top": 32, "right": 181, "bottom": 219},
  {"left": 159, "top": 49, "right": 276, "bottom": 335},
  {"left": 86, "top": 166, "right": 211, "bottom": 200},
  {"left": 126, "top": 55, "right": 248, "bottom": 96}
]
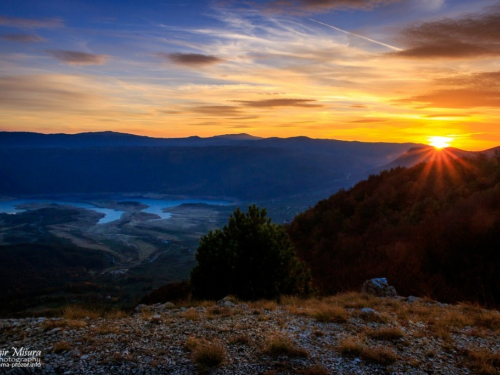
[
  {"left": 217, "top": 296, "right": 235, "bottom": 307},
  {"left": 361, "top": 278, "right": 397, "bottom": 297}
]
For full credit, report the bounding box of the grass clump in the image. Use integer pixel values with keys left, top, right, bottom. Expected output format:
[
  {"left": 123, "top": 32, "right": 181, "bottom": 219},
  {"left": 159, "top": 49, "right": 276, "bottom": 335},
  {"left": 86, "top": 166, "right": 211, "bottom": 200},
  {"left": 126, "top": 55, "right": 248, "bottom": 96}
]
[
  {"left": 229, "top": 334, "right": 250, "bottom": 345},
  {"left": 191, "top": 341, "right": 226, "bottom": 370},
  {"left": 338, "top": 336, "right": 364, "bottom": 356},
  {"left": 465, "top": 348, "right": 500, "bottom": 375},
  {"left": 185, "top": 336, "right": 203, "bottom": 351},
  {"left": 313, "top": 306, "right": 348, "bottom": 323},
  {"left": 52, "top": 341, "right": 72, "bottom": 353},
  {"left": 367, "top": 327, "right": 405, "bottom": 341},
  {"left": 301, "top": 364, "right": 329, "bottom": 375},
  {"left": 249, "top": 300, "right": 278, "bottom": 311},
  {"left": 62, "top": 305, "right": 101, "bottom": 320},
  {"left": 360, "top": 346, "right": 399, "bottom": 365},
  {"left": 182, "top": 308, "right": 200, "bottom": 321},
  {"left": 93, "top": 325, "right": 120, "bottom": 335},
  {"left": 263, "top": 334, "right": 309, "bottom": 358}
]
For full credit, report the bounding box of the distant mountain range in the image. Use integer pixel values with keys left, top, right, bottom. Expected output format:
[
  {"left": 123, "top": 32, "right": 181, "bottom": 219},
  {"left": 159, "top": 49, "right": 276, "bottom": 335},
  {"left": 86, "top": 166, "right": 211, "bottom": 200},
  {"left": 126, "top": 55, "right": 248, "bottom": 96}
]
[
  {"left": 381, "top": 145, "right": 500, "bottom": 170},
  {"left": 2, "top": 131, "right": 492, "bottom": 200}
]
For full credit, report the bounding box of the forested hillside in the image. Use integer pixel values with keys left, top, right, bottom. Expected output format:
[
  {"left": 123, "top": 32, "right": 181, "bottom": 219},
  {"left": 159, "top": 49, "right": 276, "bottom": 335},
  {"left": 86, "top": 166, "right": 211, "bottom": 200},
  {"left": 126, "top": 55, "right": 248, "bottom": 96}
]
[{"left": 288, "top": 150, "right": 500, "bottom": 306}]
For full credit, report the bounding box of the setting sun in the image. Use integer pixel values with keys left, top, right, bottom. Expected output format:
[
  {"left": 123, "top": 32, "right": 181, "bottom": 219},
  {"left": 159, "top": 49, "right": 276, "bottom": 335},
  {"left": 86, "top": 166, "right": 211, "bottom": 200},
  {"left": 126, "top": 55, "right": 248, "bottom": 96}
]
[{"left": 429, "top": 136, "right": 453, "bottom": 149}]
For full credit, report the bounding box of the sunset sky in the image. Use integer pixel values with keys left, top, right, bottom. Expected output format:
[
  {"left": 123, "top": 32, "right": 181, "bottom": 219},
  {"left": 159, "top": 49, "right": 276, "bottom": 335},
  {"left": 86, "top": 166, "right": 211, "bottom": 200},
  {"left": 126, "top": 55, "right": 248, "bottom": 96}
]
[{"left": 1, "top": 0, "right": 499, "bottom": 150}]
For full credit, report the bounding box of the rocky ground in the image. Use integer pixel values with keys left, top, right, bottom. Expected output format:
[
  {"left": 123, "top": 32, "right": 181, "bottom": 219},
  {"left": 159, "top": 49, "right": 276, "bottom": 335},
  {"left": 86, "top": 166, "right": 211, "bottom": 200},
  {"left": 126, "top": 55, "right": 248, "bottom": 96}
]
[{"left": 1, "top": 293, "right": 500, "bottom": 374}]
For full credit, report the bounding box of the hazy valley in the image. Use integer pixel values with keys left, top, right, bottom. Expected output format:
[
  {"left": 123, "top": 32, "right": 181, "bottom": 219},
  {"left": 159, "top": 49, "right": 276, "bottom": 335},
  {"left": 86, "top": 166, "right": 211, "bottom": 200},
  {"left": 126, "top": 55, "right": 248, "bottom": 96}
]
[{"left": 0, "top": 131, "right": 420, "bottom": 316}]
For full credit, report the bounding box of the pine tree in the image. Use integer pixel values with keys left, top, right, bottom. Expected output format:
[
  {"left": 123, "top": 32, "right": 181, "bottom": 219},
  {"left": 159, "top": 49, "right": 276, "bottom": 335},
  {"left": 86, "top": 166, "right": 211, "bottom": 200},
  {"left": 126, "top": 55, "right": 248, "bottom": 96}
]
[{"left": 190, "top": 205, "right": 311, "bottom": 300}]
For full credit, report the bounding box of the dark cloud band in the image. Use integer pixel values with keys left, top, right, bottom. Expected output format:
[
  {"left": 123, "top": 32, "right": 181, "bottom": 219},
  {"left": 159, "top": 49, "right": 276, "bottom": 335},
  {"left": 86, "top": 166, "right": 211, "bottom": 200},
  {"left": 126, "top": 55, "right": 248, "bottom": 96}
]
[
  {"left": 235, "top": 98, "right": 323, "bottom": 108},
  {"left": 158, "top": 53, "right": 223, "bottom": 67},
  {"left": 47, "top": 50, "right": 108, "bottom": 66},
  {"left": 391, "top": 5, "right": 500, "bottom": 59},
  {"left": 0, "top": 15, "right": 62, "bottom": 29},
  {"left": 0, "top": 33, "right": 45, "bottom": 43}
]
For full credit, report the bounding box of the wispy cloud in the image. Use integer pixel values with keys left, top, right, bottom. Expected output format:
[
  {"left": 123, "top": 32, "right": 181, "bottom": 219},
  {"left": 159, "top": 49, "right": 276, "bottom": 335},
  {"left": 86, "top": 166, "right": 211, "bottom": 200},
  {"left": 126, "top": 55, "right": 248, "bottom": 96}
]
[
  {"left": 390, "top": 4, "right": 500, "bottom": 59},
  {"left": 349, "top": 118, "right": 388, "bottom": 123},
  {"left": 263, "top": 0, "right": 399, "bottom": 14},
  {"left": 398, "top": 71, "right": 500, "bottom": 108},
  {"left": 0, "top": 75, "right": 101, "bottom": 112},
  {"left": 157, "top": 52, "right": 224, "bottom": 67},
  {"left": 235, "top": 98, "right": 323, "bottom": 108},
  {"left": 191, "top": 105, "right": 242, "bottom": 116},
  {"left": 47, "top": 50, "right": 109, "bottom": 66},
  {"left": 307, "top": 18, "right": 401, "bottom": 51},
  {"left": 0, "top": 33, "right": 45, "bottom": 43},
  {"left": 0, "top": 15, "right": 63, "bottom": 29}
]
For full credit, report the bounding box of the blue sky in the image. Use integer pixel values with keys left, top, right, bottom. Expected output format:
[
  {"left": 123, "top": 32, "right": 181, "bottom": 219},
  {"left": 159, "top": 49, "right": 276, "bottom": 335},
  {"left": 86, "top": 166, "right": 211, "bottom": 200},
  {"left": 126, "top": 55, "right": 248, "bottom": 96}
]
[{"left": 1, "top": 0, "right": 499, "bottom": 150}]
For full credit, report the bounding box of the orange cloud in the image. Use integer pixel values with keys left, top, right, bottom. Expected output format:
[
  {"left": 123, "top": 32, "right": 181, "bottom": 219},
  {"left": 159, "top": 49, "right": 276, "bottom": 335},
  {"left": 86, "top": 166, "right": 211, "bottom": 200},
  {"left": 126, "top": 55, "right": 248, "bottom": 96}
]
[
  {"left": 399, "top": 71, "right": 500, "bottom": 109},
  {"left": 191, "top": 105, "right": 242, "bottom": 116}
]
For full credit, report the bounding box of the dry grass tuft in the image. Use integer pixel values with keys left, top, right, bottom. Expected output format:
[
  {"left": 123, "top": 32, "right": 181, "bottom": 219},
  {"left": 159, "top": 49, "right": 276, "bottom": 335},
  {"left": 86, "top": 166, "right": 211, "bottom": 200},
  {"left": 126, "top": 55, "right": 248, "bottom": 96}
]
[
  {"left": 262, "top": 334, "right": 309, "bottom": 358},
  {"left": 192, "top": 341, "right": 226, "bottom": 370},
  {"left": 359, "top": 310, "right": 390, "bottom": 323},
  {"left": 229, "top": 334, "right": 250, "bottom": 346},
  {"left": 361, "top": 345, "right": 399, "bottom": 365},
  {"left": 140, "top": 309, "right": 154, "bottom": 320},
  {"left": 465, "top": 348, "right": 500, "bottom": 375},
  {"left": 52, "top": 341, "right": 72, "bottom": 353},
  {"left": 185, "top": 336, "right": 203, "bottom": 352},
  {"left": 93, "top": 325, "right": 120, "bottom": 335},
  {"left": 42, "top": 319, "right": 67, "bottom": 331},
  {"left": 367, "top": 327, "right": 405, "bottom": 341},
  {"left": 208, "top": 306, "right": 234, "bottom": 317},
  {"left": 311, "top": 330, "right": 325, "bottom": 338},
  {"left": 313, "top": 306, "right": 348, "bottom": 323},
  {"left": 301, "top": 364, "right": 329, "bottom": 375},
  {"left": 62, "top": 305, "right": 101, "bottom": 320},
  {"left": 182, "top": 308, "right": 200, "bottom": 321},
  {"left": 474, "top": 310, "right": 500, "bottom": 331},
  {"left": 66, "top": 320, "right": 87, "bottom": 329},
  {"left": 338, "top": 336, "right": 364, "bottom": 356},
  {"left": 249, "top": 300, "right": 278, "bottom": 311},
  {"left": 334, "top": 292, "right": 379, "bottom": 309},
  {"left": 104, "top": 309, "right": 129, "bottom": 319}
]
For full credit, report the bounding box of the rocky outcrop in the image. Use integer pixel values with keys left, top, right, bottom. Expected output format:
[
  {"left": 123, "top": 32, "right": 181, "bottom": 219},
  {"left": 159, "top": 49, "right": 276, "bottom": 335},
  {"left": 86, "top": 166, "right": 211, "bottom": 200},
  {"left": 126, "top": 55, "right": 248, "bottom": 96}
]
[{"left": 361, "top": 278, "right": 397, "bottom": 297}]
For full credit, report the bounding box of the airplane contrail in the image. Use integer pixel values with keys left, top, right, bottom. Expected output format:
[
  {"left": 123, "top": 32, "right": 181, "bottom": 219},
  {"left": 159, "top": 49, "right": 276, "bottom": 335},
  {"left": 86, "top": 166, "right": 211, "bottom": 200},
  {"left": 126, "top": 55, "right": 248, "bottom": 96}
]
[{"left": 307, "top": 18, "right": 402, "bottom": 52}]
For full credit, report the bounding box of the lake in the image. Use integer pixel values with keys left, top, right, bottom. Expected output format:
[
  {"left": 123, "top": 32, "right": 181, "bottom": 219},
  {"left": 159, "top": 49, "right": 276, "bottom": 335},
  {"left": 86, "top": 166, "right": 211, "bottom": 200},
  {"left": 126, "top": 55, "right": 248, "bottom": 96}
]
[{"left": 0, "top": 198, "right": 231, "bottom": 224}]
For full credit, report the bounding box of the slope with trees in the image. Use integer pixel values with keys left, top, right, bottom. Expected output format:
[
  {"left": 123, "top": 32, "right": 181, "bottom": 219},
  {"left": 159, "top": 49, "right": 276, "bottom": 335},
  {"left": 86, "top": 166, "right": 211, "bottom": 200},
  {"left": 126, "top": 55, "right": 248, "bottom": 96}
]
[{"left": 287, "top": 151, "right": 500, "bottom": 306}]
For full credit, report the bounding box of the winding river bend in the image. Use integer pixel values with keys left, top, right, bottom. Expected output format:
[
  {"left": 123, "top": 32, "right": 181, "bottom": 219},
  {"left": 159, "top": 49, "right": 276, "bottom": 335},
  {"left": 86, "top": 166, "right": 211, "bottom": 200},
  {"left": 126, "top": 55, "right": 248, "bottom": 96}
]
[{"left": 0, "top": 197, "right": 231, "bottom": 224}]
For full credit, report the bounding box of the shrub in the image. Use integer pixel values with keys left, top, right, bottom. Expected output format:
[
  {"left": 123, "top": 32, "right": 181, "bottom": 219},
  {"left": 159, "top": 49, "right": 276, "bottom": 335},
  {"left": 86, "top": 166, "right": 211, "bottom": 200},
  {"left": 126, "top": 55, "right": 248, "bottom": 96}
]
[{"left": 191, "top": 205, "right": 311, "bottom": 300}]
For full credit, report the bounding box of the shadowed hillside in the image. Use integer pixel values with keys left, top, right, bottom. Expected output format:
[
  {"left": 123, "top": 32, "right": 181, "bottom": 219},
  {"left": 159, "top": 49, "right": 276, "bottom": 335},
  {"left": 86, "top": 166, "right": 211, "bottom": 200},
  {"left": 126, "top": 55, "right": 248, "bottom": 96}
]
[{"left": 288, "top": 150, "right": 500, "bottom": 306}]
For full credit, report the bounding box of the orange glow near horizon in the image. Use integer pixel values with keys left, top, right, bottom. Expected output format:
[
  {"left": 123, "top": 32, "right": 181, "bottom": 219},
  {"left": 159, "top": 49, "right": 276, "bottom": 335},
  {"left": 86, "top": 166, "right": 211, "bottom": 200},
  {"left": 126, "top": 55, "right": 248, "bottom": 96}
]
[{"left": 1, "top": 3, "right": 499, "bottom": 152}]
